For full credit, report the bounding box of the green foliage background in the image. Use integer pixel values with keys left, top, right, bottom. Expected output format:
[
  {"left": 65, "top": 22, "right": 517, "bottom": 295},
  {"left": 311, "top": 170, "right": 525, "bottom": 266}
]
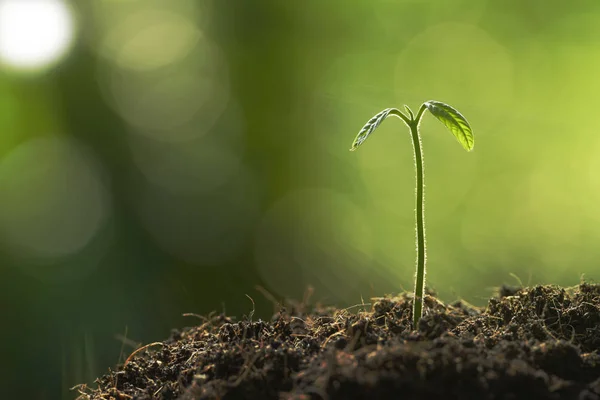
[{"left": 1, "top": 1, "right": 599, "bottom": 398}]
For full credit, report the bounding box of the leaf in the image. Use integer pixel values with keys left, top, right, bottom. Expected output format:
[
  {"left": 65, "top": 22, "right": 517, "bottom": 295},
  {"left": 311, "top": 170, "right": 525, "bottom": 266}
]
[
  {"left": 424, "top": 101, "right": 474, "bottom": 151},
  {"left": 350, "top": 108, "right": 395, "bottom": 151}
]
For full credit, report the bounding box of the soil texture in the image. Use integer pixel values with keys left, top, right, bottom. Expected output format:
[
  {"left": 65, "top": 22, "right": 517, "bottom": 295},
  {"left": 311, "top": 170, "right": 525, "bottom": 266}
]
[{"left": 75, "top": 284, "right": 600, "bottom": 399}]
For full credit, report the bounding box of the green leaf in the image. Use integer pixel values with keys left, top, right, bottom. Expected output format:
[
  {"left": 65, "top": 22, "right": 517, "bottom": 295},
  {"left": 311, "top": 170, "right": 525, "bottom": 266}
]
[
  {"left": 350, "top": 108, "right": 395, "bottom": 151},
  {"left": 424, "top": 101, "right": 474, "bottom": 151}
]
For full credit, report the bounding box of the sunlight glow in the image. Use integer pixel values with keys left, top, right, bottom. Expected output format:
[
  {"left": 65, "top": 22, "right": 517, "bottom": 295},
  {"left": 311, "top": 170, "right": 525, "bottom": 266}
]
[{"left": 0, "top": 0, "right": 75, "bottom": 70}]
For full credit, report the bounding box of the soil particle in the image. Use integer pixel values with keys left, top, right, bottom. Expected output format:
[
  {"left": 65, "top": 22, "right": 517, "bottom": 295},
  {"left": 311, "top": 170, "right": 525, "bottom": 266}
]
[{"left": 75, "top": 284, "right": 600, "bottom": 399}]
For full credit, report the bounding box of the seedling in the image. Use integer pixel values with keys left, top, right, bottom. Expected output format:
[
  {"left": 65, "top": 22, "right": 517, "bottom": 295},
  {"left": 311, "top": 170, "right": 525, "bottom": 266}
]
[{"left": 350, "top": 101, "right": 474, "bottom": 328}]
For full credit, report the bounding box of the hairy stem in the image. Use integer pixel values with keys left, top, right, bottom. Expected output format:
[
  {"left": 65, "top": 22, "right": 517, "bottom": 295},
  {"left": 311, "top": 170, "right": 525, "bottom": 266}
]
[
  {"left": 409, "top": 119, "right": 426, "bottom": 328},
  {"left": 388, "top": 107, "right": 427, "bottom": 328}
]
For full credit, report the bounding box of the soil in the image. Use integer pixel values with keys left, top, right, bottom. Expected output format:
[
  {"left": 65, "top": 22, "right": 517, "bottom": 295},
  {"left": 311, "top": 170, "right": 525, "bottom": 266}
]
[{"left": 74, "top": 284, "right": 600, "bottom": 400}]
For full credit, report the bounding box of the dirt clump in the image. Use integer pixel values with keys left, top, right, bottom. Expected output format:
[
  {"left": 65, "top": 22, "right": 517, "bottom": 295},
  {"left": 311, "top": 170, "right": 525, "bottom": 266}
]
[{"left": 74, "top": 284, "right": 600, "bottom": 399}]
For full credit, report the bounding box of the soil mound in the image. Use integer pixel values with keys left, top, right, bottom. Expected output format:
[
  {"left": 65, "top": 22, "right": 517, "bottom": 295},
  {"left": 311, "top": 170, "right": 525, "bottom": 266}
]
[{"left": 75, "top": 284, "right": 600, "bottom": 399}]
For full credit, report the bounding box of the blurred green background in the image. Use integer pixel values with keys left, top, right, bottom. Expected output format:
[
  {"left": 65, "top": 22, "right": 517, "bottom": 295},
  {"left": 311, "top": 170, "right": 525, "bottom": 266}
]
[{"left": 1, "top": 0, "right": 599, "bottom": 398}]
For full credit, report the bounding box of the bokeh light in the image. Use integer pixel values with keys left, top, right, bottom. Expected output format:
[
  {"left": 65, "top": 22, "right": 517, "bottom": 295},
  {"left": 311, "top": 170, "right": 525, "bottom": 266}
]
[
  {"left": 94, "top": 1, "right": 227, "bottom": 143},
  {"left": 87, "top": 1, "right": 246, "bottom": 267},
  {"left": 0, "top": 136, "right": 110, "bottom": 262},
  {"left": 100, "top": 52, "right": 229, "bottom": 140},
  {"left": 0, "top": 0, "right": 75, "bottom": 71},
  {"left": 395, "top": 23, "right": 514, "bottom": 121},
  {"left": 98, "top": 8, "right": 202, "bottom": 72}
]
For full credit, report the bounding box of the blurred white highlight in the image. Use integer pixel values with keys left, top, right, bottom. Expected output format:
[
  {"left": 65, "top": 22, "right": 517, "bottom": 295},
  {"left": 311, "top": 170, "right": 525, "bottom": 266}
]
[{"left": 0, "top": 0, "right": 75, "bottom": 70}]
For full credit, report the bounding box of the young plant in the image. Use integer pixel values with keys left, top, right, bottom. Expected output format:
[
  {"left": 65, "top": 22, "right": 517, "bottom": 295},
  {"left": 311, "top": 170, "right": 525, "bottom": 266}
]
[{"left": 350, "top": 101, "right": 474, "bottom": 329}]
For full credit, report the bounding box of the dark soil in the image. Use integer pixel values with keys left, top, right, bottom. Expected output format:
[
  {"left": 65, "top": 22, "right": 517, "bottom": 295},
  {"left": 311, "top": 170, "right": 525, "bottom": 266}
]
[{"left": 75, "top": 284, "right": 600, "bottom": 399}]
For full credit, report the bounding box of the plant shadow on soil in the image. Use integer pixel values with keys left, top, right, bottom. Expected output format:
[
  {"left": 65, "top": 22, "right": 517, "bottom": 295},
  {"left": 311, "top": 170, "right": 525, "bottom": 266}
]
[{"left": 75, "top": 284, "right": 600, "bottom": 400}]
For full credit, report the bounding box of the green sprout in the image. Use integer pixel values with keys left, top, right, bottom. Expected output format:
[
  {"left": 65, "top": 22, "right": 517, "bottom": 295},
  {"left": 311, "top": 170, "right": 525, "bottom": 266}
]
[{"left": 350, "top": 101, "right": 474, "bottom": 328}]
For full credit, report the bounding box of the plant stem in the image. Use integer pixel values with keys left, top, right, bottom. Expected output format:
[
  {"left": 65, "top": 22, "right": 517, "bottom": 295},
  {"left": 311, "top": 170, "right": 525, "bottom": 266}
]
[
  {"left": 409, "top": 119, "right": 426, "bottom": 329},
  {"left": 389, "top": 106, "right": 427, "bottom": 329}
]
